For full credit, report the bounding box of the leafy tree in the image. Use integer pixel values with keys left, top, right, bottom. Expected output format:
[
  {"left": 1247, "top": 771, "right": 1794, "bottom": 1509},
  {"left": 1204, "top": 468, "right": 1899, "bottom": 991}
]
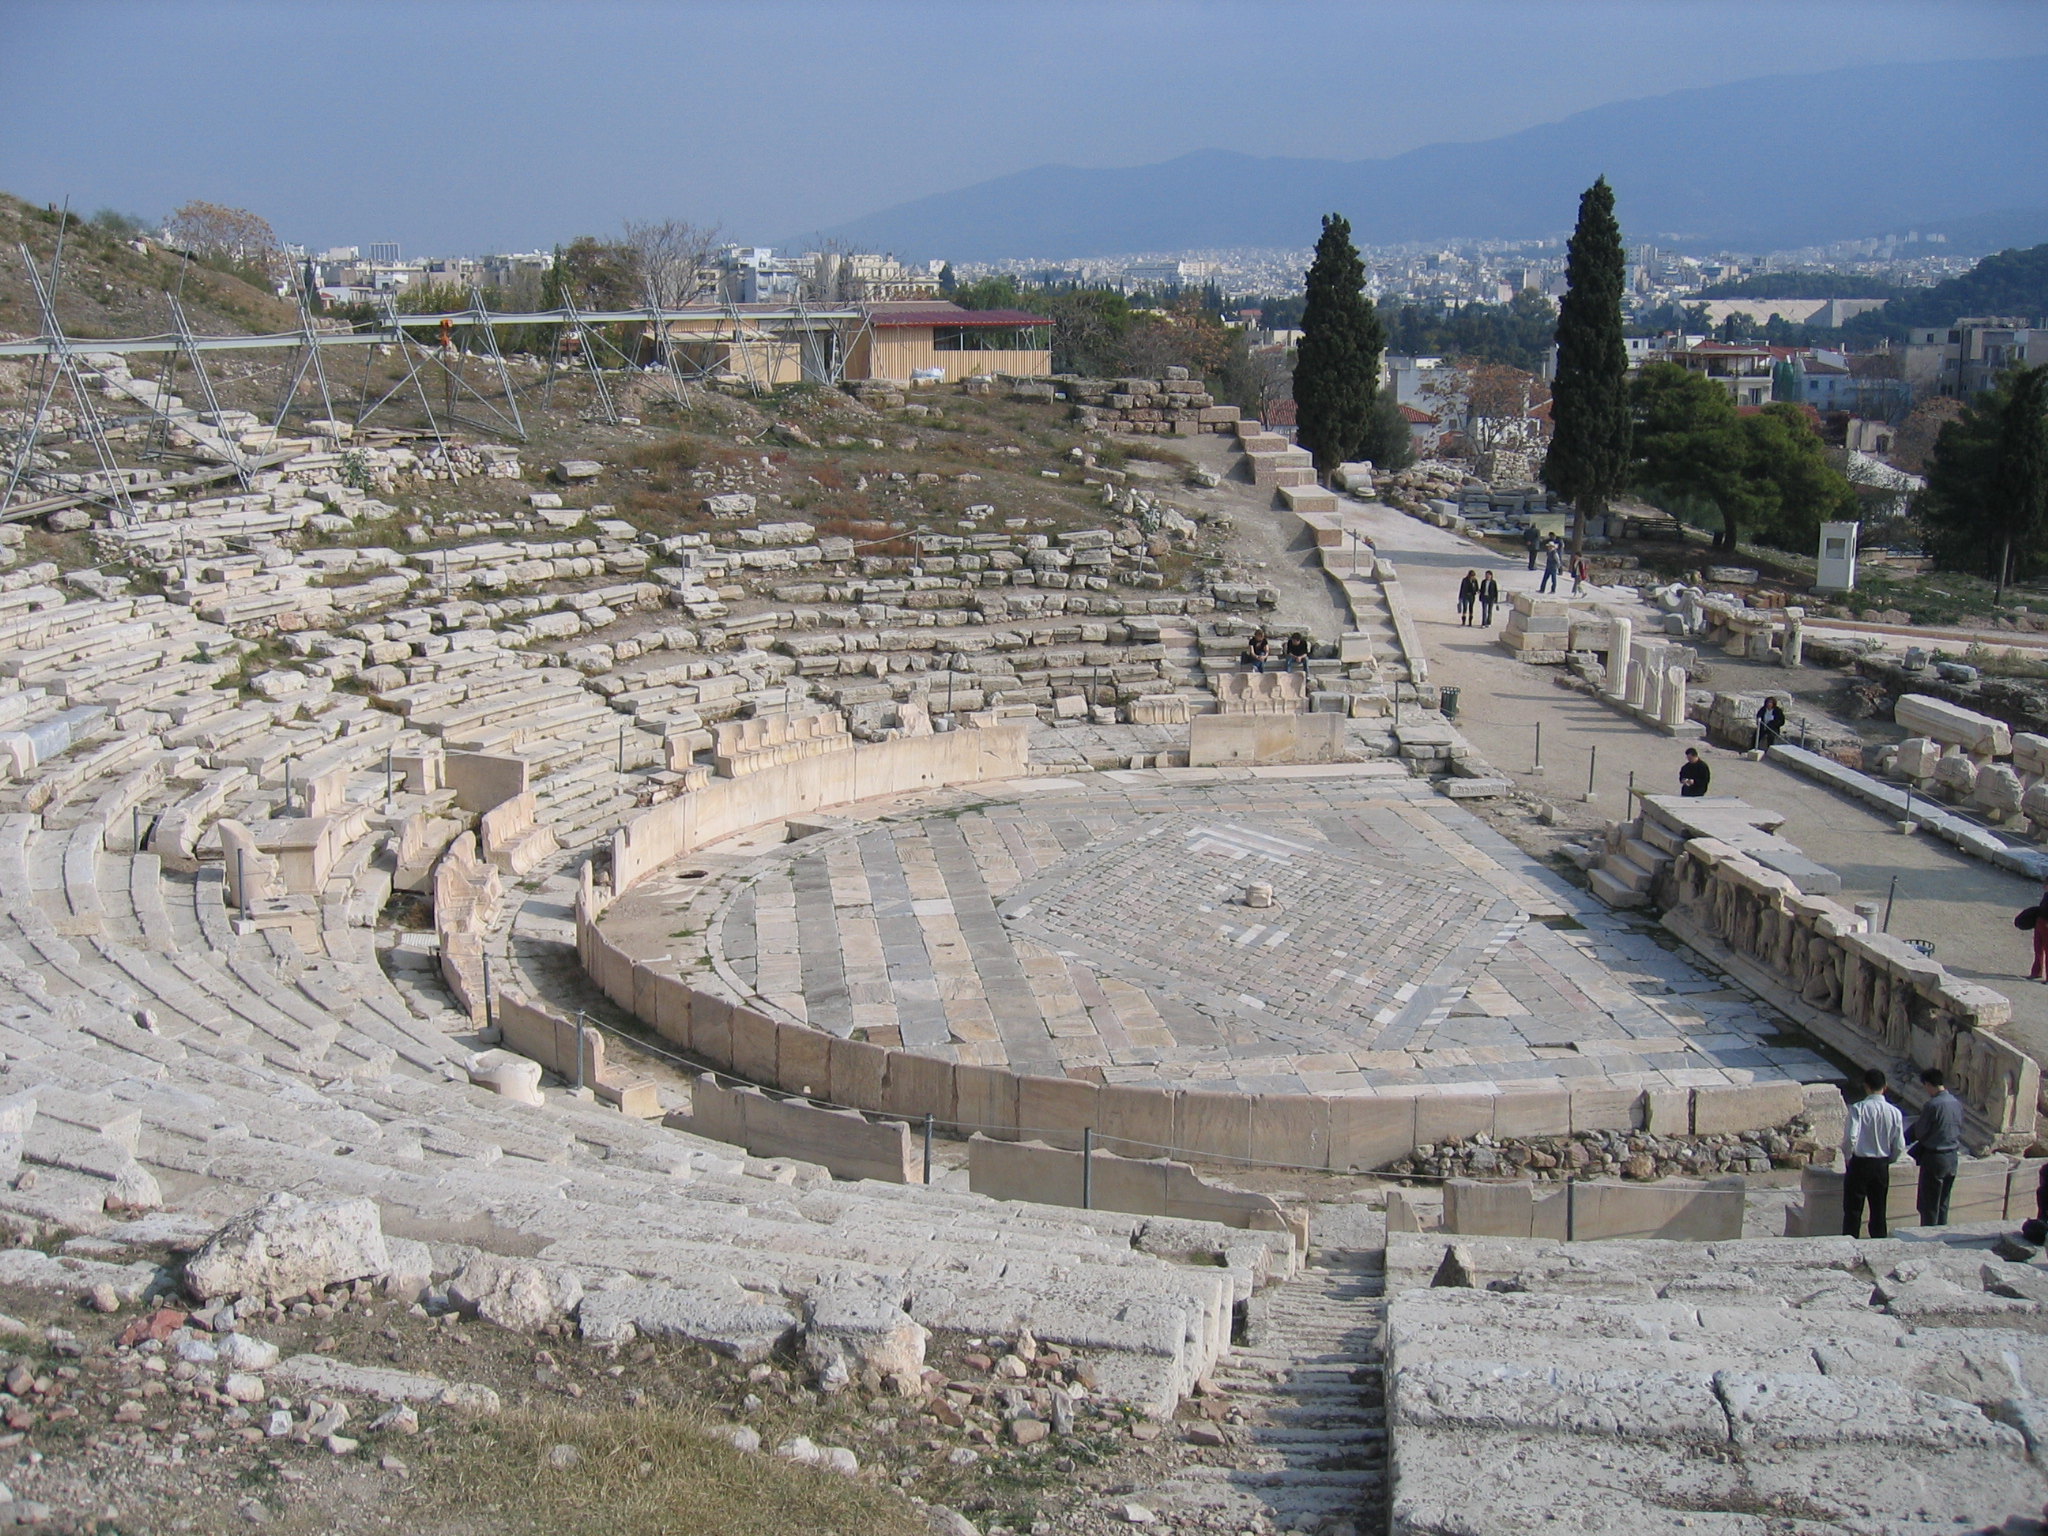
[
  {"left": 1379, "top": 290, "right": 1557, "bottom": 372},
  {"left": 88, "top": 208, "right": 153, "bottom": 240},
  {"left": 546, "top": 237, "right": 640, "bottom": 309},
  {"left": 1039, "top": 288, "right": 1135, "bottom": 375},
  {"left": 1629, "top": 362, "right": 1855, "bottom": 552},
  {"left": 937, "top": 262, "right": 957, "bottom": 294},
  {"left": 1738, "top": 403, "right": 1859, "bottom": 555},
  {"left": 1772, "top": 358, "right": 1801, "bottom": 403},
  {"left": 951, "top": 274, "right": 1025, "bottom": 311},
  {"left": 1927, "top": 365, "right": 2048, "bottom": 590},
  {"left": 1542, "top": 177, "right": 1631, "bottom": 553},
  {"left": 1357, "top": 390, "right": 1416, "bottom": 472},
  {"left": 1294, "top": 213, "right": 1384, "bottom": 475},
  {"left": 163, "top": 200, "right": 287, "bottom": 285}
]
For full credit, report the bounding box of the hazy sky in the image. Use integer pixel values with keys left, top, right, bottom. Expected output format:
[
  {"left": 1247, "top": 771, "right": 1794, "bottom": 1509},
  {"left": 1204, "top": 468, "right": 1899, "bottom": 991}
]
[{"left": 1, "top": 0, "right": 2042, "bottom": 255}]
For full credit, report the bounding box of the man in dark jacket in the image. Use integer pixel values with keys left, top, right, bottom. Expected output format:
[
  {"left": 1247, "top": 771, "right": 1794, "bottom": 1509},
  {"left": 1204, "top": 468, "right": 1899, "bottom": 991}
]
[
  {"left": 1678, "top": 748, "right": 1710, "bottom": 798},
  {"left": 1908, "top": 1067, "right": 1964, "bottom": 1226}
]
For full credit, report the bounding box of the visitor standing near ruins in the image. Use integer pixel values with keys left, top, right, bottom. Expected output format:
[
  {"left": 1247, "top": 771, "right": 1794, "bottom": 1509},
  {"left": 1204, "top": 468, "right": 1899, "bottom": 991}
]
[
  {"left": 1908, "top": 1067, "right": 1963, "bottom": 1227},
  {"left": 1841, "top": 1068, "right": 1906, "bottom": 1238},
  {"left": 1571, "top": 554, "right": 1590, "bottom": 595},
  {"left": 1678, "top": 747, "right": 1711, "bottom": 797},
  {"left": 2030, "top": 879, "right": 2048, "bottom": 980},
  {"left": 1477, "top": 572, "right": 1499, "bottom": 626},
  {"left": 1457, "top": 571, "right": 1479, "bottom": 626},
  {"left": 1283, "top": 631, "right": 1311, "bottom": 674},
  {"left": 1538, "top": 538, "right": 1562, "bottom": 594},
  {"left": 1754, "top": 695, "right": 1787, "bottom": 750},
  {"left": 1246, "top": 627, "right": 1269, "bottom": 673},
  {"left": 1524, "top": 522, "right": 1542, "bottom": 570}
]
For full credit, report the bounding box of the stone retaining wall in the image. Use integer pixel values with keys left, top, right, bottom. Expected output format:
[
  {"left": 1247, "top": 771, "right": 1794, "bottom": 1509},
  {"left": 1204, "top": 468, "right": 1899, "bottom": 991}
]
[
  {"left": 575, "top": 753, "right": 1832, "bottom": 1171},
  {"left": 967, "top": 1135, "right": 1306, "bottom": 1248},
  {"left": 1656, "top": 832, "right": 2038, "bottom": 1145},
  {"left": 666, "top": 1075, "right": 918, "bottom": 1184}
]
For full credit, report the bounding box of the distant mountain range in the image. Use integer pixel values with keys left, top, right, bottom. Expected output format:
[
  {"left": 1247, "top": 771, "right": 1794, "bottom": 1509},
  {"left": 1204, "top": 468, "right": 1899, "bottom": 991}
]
[{"left": 805, "top": 55, "right": 2048, "bottom": 262}]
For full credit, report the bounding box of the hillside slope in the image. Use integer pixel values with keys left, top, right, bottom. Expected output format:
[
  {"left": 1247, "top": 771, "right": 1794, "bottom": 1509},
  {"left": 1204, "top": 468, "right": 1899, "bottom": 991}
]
[
  {"left": 0, "top": 192, "right": 299, "bottom": 340},
  {"left": 807, "top": 55, "right": 2048, "bottom": 260}
]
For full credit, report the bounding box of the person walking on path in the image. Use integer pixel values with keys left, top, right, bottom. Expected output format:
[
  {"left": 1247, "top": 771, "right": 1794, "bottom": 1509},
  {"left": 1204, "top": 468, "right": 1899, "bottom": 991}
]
[
  {"left": 1755, "top": 695, "right": 1787, "bottom": 751},
  {"left": 1842, "top": 1067, "right": 1906, "bottom": 1238},
  {"left": 1524, "top": 522, "right": 1541, "bottom": 570},
  {"left": 1477, "top": 572, "right": 1499, "bottom": 626},
  {"left": 1678, "top": 747, "right": 1711, "bottom": 798},
  {"left": 1246, "top": 628, "right": 1269, "bottom": 674},
  {"left": 1908, "top": 1067, "right": 1963, "bottom": 1227},
  {"left": 1538, "top": 539, "right": 1562, "bottom": 595},
  {"left": 1456, "top": 571, "right": 1479, "bottom": 626},
  {"left": 2028, "top": 877, "right": 2048, "bottom": 981},
  {"left": 1283, "top": 631, "right": 1310, "bottom": 675},
  {"left": 1571, "top": 554, "right": 1590, "bottom": 596}
]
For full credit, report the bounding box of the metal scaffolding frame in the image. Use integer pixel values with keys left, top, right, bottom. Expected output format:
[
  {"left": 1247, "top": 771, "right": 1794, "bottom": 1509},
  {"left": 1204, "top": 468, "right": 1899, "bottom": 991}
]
[
  {"left": 2, "top": 238, "right": 136, "bottom": 520},
  {"left": 0, "top": 241, "right": 888, "bottom": 513}
]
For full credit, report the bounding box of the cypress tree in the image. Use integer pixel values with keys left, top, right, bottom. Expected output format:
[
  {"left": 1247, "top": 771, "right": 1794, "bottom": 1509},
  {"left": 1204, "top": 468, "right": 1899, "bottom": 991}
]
[
  {"left": 1294, "top": 213, "right": 1384, "bottom": 476},
  {"left": 1542, "top": 177, "right": 1632, "bottom": 554}
]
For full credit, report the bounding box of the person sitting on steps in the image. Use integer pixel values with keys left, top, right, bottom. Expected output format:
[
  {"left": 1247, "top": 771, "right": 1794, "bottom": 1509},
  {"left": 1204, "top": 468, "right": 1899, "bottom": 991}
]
[
  {"left": 1246, "top": 628, "right": 1269, "bottom": 674},
  {"left": 1283, "top": 632, "right": 1310, "bottom": 674}
]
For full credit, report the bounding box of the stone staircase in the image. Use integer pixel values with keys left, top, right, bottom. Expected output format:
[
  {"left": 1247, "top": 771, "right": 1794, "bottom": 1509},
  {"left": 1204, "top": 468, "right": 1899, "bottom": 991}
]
[
  {"left": 1235, "top": 421, "right": 1338, "bottom": 514},
  {"left": 1137, "top": 1246, "right": 1387, "bottom": 1533}
]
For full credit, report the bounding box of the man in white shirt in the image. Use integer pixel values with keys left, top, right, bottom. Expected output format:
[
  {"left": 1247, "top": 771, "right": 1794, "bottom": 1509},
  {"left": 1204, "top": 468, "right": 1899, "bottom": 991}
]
[{"left": 1841, "top": 1067, "right": 1907, "bottom": 1238}]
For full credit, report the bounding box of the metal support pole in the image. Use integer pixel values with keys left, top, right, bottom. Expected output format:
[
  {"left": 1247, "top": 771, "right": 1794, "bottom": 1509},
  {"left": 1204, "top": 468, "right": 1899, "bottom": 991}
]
[
  {"left": 385, "top": 747, "right": 394, "bottom": 809},
  {"left": 617, "top": 722, "right": 626, "bottom": 774},
  {"left": 235, "top": 847, "right": 248, "bottom": 918},
  {"left": 574, "top": 1011, "right": 587, "bottom": 1092},
  {"left": 283, "top": 756, "right": 293, "bottom": 817},
  {"left": 1883, "top": 874, "right": 1898, "bottom": 933},
  {"left": 482, "top": 953, "right": 494, "bottom": 1033},
  {"left": 1902, "top": 782, "right": 1914, "bottom": 829},
  {"left": 922, "top": 1113, "right": 934, "bottom": 1186},
  {"left": 131, "top": 807, "right": 140, "bottom": 855},
  {"left": 1626, "top": 769, "right": 1636, "bottom": 811},
  {"left": 1533, "top": 721, "right": 1544, "bottom": 773},
  {"left": 1081, "top": 1127, "right": 1093, "bottom": 1210},
  {"left": 1585, "top": 745, "right": 1598, "bottom": 802}
]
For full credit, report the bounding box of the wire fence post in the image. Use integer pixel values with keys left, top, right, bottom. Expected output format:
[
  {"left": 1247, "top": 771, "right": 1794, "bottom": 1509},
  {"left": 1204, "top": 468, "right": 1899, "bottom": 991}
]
[
  {"left": 617, "top": 723, "right": 625, "bottom": 774},
  {"left": 922, "top": 1113, "right": 933, "bottom": 1186},
  {"left": 130, "top": 806, "right": 140, "bottom": 855},
  {"left": 1081, "top": 1127, "right": 1093, "bottom": 1210},
  {"left": 1626, "top": 769, "right": 1636, "bottom": 812},
  {"left": 385, "top": 746, "right": 394, "bottom": 809},
  {"left": 1583, "top": 744, "right": 1598, "bottom": 802},
  {"left": 574, "top": 1010, "right": 587, "bottom": 1092},
  {"left": 1533, "top": 721, "right": 1544, "bottom": 773},
  {"left": 235, "top": 846, "right": 248, "bottom": 919},
  {"left": 283, "top": 756, "right": 294, "bottom": 817},
  {"left": 482, "top": 953, "right": 494, "bottom": 1034},
  {"left": 1883, "top": 873, "right": 1899, "bottom": 933}
]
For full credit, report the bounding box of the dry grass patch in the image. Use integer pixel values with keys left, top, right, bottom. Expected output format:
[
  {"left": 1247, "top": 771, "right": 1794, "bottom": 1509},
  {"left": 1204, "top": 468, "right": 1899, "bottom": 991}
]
[{"left": 394, "top": 1404, "right": 931, "bottom": 1536}]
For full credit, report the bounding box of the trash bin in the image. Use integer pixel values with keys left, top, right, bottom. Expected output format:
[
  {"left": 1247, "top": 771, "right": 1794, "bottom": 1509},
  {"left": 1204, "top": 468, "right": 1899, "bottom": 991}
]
[{"left": 1440, "top": 686, "right": 1461, "bottom": 719}]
